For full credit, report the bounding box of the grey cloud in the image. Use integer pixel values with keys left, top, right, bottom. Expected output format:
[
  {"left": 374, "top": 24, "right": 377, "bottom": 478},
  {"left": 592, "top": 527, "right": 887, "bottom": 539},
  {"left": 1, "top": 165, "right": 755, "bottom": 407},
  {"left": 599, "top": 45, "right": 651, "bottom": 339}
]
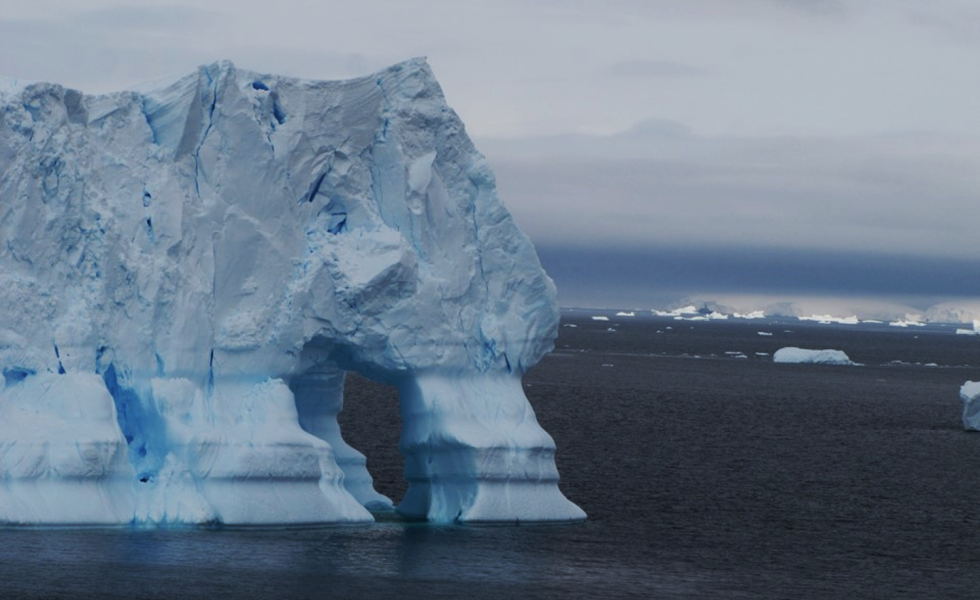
[
  {"left": 904, "top": 4, "right": 980, "bottom": 44},
  {"left": 68, "top": 5, "right": 222, "bottom": 32},
  {"left": 477, "top": 127, "right": 980, "bottom": 261},
  {"left": 606, "top": 60, "right": 708, "bottom": 79}
]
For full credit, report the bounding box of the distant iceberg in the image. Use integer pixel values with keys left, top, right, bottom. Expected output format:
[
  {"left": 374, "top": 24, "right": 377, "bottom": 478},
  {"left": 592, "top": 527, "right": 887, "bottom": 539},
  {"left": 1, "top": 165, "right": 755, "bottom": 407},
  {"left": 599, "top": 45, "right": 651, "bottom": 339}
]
[
  {"left": 773, "top": 347, "right": 855, "bottom": 365},
  {"left": 592, "top": 316, "right": 610, "bottom": 321},
  {"left": 615, "top": 311, "right": 636, "bottom": 317},
  {"left": 653, "top": 305, "right": 699, "bottom": 317},
  {"left": 798, "top": 315, "right": 859, "bottom": 325},
  {"left": 889, "top": 320, "right": 926, "bottom": 328}
]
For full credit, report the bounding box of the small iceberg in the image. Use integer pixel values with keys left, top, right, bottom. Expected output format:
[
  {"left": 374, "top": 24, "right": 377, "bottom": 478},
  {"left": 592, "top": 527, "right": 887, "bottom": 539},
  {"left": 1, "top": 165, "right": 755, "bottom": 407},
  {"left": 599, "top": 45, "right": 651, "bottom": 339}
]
[
  {"left": 773, "top": 347, "right": 855, "bottom": 366},
  {"left": 615, "top": 311, "right": 636, "bottom": 317},
  {"left": 591, "top": 316, "right": 610, "bottom": 322},
  {"left": 961, "top": 381, "right": 980, "bottom": 431}
]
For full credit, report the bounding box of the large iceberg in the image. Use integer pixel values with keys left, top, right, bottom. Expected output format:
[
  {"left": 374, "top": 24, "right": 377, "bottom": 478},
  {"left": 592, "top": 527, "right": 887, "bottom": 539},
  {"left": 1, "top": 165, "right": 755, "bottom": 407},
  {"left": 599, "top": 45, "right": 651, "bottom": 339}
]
[{"left": 0, "top": 59, "right": 585, "bottom": 525}]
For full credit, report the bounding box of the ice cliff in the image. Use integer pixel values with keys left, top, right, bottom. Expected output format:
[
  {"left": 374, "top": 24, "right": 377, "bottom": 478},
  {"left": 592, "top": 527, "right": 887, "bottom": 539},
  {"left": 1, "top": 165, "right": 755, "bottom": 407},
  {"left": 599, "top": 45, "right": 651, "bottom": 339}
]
[{"left": 0, "top": 59, "right": 585, "bottom": 525}]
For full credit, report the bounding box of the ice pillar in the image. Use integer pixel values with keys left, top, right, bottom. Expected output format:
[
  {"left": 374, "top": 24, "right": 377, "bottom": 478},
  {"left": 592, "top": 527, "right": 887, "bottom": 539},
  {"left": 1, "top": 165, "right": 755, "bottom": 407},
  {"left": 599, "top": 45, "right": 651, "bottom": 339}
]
[{"left": 396, "top": 371, "right": 586, "bottom": 523}]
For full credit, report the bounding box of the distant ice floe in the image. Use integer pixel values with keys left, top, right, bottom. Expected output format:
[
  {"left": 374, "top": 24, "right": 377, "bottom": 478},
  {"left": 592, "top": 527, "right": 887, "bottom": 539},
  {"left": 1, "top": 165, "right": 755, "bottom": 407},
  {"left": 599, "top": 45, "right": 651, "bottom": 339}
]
[
  {"left": 653, "top": 305, "right": 699, "bottom": 317},
  {"left": 674, "top": 312, "right": 728, "bottom": 322},
  {"left": 773, "top": 347, "right": 855, "bottom": 365},
  {"left": 960, "top": 381, "right": 980, "bottom": 431},
  {"left": 563, "top": 324, "right": 578, "bottom": 328},
  {"left": 757, "top": 332, "right": 773, "bottom": 337},
  {"left": 591, "top": 316, "right": 610, "bottom": 322},
  {"left": 956, "top": 329, "right": 978, "bottom": 336},
  {"left": 889, "top": 319, "right": 926, "bottom": 328},
  {"left": 798, "top": 314, "right": 859, "bottom": 325},
  {"left": 724, "top": 352, "right": 748, "bottom": 359},
  {"left": 734, "top": 310, "right": 766, "bottom": 319},
  {"left": 615, "top": 311, "right": 636, "bottom": 317}
]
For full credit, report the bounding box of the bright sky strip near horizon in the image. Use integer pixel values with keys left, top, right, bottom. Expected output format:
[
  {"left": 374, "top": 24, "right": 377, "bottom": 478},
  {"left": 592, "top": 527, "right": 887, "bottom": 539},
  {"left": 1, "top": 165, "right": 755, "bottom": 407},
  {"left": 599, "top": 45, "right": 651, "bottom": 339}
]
[{"left": 2, "top": 0, "right": 978, "bottom": 313}]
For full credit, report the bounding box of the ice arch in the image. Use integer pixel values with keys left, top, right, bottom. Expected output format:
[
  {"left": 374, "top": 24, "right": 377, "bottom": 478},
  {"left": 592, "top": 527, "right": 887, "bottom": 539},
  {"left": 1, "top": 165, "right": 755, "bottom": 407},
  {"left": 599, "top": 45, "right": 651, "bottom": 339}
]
[{"left": 0, "top": 59, "right": 585, "bottom": 524}]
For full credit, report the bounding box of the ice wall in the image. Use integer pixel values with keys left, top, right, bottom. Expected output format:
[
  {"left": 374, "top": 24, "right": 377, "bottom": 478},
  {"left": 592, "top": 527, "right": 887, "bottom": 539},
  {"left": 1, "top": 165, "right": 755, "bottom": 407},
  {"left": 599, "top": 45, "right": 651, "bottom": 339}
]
[{"left": 0, "top": 59, "right": 584, "bottom": 525}]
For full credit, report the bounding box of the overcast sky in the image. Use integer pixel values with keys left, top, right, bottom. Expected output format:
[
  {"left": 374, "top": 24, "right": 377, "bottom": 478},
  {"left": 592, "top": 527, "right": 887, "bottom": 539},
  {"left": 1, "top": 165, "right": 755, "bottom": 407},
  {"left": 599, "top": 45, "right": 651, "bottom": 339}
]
[{"left": 2, "top": 0, "right": 978, "bottom": 315}]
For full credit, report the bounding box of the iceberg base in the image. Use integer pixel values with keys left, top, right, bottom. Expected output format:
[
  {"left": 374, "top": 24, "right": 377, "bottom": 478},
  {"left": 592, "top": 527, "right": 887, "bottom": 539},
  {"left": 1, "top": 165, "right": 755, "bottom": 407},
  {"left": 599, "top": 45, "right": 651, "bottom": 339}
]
[{"left": 396, "top": 373, "right": 586, "bottom": 523}]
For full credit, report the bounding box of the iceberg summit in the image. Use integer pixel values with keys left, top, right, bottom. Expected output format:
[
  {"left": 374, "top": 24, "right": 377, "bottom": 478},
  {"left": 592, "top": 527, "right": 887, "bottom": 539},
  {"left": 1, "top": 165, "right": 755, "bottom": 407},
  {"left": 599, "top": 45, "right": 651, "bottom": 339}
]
[{"left": 0, "top": 59, "right": 585, "bottom": 525}]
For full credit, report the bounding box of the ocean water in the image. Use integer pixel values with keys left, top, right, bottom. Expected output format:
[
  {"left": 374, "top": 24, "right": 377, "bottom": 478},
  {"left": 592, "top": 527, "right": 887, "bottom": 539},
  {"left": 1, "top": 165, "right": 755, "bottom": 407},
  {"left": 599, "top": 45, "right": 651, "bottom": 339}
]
[{"left": 2, "top": 311, "right": 980, "bottom": 599}]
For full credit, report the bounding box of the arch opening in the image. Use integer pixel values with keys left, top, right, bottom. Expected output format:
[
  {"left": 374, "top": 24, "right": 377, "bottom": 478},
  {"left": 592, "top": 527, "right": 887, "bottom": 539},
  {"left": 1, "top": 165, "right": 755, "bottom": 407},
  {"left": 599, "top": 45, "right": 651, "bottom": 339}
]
[{"left": 288, "top": 344, "right": 395, "bottom": 512}]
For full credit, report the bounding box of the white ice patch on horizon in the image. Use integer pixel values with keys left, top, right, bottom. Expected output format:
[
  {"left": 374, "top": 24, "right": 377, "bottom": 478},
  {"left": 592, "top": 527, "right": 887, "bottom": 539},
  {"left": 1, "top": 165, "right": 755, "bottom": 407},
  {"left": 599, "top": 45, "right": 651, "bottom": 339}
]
[
  {"left": 653, "top": 305, "right": 699, "bottom": 317},
  {"left": 592, "top": 316, "right": 610, "bottom": 321},
  {"left": 890, "top": 319, "right": 926, "bottom": 328},
  {"left": 798, "top": 315, "right": 859, "bottom": 325},
  {"left": 615, "top": 311, "right": 635, "bottom": 317}
]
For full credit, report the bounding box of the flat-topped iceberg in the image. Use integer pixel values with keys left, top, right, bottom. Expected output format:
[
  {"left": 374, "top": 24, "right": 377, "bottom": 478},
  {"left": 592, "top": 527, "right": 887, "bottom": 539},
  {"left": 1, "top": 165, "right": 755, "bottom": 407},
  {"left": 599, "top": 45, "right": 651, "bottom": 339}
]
[
  {"left": 0, "top": 59, "right": 584, "bottom": 525},
  {"left": 773, "top": 347, "right": 855, "bottom": 365}
]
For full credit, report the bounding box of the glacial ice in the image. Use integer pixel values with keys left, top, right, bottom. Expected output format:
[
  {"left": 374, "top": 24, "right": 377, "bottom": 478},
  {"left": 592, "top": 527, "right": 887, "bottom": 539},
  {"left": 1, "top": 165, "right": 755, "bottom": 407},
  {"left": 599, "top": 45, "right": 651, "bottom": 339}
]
[
  {"left": 0, "top": 59, "right": 584, "bottom": 525},
  {"left": 773, "top": 348, "right": 855, "bottom": 365}
]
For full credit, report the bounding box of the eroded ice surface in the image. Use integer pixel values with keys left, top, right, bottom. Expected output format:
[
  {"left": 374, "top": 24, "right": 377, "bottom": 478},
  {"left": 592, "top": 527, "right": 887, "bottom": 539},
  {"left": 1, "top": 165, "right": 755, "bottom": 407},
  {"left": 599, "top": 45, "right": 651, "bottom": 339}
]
[{"left": 0, "top": 59, "right": 584, "bottom": 525}]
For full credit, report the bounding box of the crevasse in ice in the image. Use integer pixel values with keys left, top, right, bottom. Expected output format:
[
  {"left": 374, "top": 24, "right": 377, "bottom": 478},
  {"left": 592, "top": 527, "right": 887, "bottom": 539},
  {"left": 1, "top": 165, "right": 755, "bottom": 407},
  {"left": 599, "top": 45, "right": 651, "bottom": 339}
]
[{"left": 0, "top": 59, "right": 585, "bottom": 525}]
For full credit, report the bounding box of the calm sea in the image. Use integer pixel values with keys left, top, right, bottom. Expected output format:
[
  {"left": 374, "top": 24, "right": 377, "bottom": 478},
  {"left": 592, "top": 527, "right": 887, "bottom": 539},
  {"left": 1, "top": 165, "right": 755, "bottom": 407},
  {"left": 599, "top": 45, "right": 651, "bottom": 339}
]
[{"left": 2, "top": 311, "right": 979, "bottom": 599}]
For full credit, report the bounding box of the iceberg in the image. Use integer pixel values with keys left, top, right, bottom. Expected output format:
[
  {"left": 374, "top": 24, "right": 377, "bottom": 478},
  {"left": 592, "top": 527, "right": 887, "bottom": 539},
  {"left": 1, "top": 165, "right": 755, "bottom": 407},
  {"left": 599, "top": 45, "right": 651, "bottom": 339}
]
[
  {"left": 0, "top": 60, "right": 585, "bottom": 525},
  {"left": 961, "top": 382, "right": 980, "bottom": 431},
  {"left": 773, "top": 348, "right": 855, "bottom": 365},
  {"left": 798, "top": 315, "right": 859, "bottom": 325},
  {"left": 653, "top": 305, "right": 699, "bottom": 317},
  {"left": 889, "top": 318, "right": 926, "bottom": 328}
]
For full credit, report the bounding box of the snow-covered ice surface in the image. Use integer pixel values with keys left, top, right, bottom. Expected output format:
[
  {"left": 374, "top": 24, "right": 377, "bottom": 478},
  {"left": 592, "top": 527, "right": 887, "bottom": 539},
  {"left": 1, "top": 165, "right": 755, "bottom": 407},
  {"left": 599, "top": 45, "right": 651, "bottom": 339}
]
[
  {"left": 961, "top": 382, "right": 980, "bottom": 431},
  {"left": 773, "top": 348, "right": 855, "bottom": 366},
  {"left": 0, "top": 59, "right": 584, "bottom": 525}
]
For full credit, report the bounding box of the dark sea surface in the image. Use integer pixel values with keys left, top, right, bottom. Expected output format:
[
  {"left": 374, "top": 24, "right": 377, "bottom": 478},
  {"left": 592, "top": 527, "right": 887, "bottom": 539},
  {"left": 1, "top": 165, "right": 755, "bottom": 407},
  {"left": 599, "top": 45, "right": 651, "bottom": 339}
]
[{"left": 3, "top": 310, "right": 980, "bottom": 599}]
